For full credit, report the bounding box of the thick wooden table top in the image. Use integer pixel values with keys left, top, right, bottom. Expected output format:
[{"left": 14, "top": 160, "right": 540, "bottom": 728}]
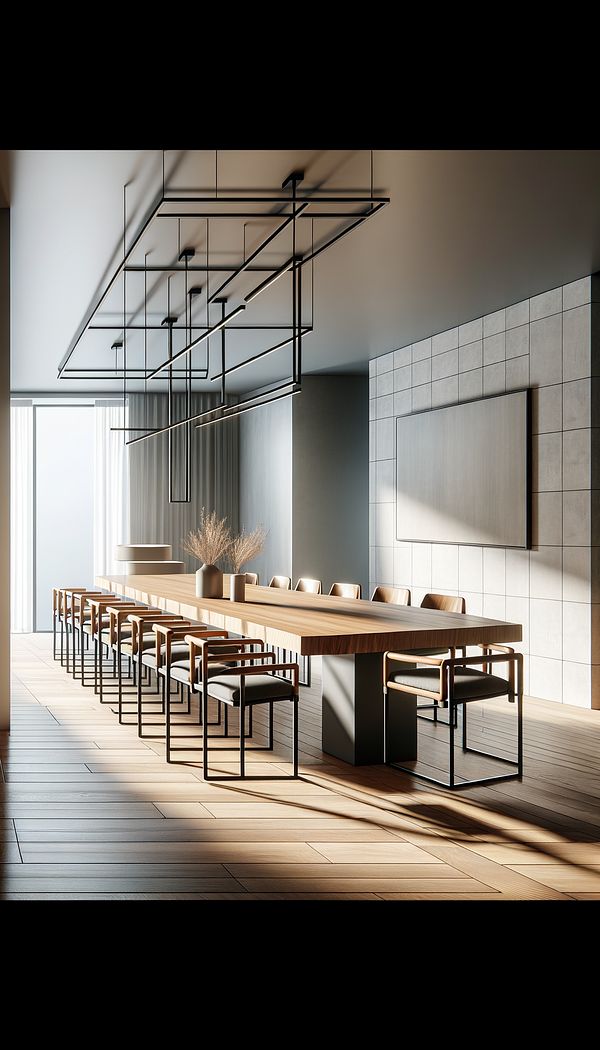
[{"left": 97, "top": 573, "right": 522, "bottom": 657}]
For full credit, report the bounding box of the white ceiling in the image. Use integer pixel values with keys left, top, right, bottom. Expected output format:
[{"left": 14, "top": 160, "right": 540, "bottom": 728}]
[{"left": 8, "top": 149, "right": 600, "bottom": 394}]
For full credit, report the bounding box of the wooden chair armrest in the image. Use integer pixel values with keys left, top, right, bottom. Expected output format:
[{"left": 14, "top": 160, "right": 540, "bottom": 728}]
[
  {"left": 106, "top": 604, "right": 144, "bottom": 646},
  {"left": 384, "top": 650, "right": 447, "bottom": 699},
  {"left": 127, "top": 615, "right": 186, "bottom": 658},
  {"left": 447, "top": 652, "right": 518, "bottom": 668},
  {"left": 385, "top": 651, "right": 445, "bottom": 666},
  {"left": 155, "top": 625, "right": 224, "bottom": 673},
  {"left": 443, "top": 651, "right": 521, "bottom": 695},
  {"left": 478, "top": 643, "right": 515, "bottom": 654},
  {"left": 196, "top": 637, "right": 267, "bottom": 685},
  {"left": 127, "top": 612, "right": 180, "bottom": 625},
  {"left": 186, "top": 636, "right": 265, "bottom": 650},
  {"left": 107, "top": 604, "right": 140, "bottom": 619},
  {"left": 209, "top": 651, "right": 276, "bottom": 664},
  {"left": 154, "top": 621, "right": 195, "bottom": 638},
  {"left": 383, "top": 650, "right": 444, "bottom": 688},
  {"left": 80, "top": 595, "right": 128, "bottom": 633},
  {"left": 179, "top": 630, "right": 228, "bottom": 672}
]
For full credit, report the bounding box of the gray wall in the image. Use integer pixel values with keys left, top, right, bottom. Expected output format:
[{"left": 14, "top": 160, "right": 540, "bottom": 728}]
[
  {"left": 128, "top": 393, "right": 239, "bottom": 572},
  {"left": 240, "top": 375, "right": 369, "bottom": 595},
  {"left": 369, "top": 275, "right": 600, "bottom": 709},
  {"left": 240, "top": 395, "right": 292, "bottom": 583},
  {"left": 0, "top": 211, "right": 9, "bottom": 729},
  {"left": 293, "top": 376, "right": 369, "bottom": 595}
]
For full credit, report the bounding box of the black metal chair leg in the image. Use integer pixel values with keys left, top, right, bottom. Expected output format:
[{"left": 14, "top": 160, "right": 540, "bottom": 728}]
[
  {"left": 449, "top": 701, "right": 455, "bottom": 788},
  {"left": 165, "top": 674, "right": 171, "bottom": 761},
  {"left": 518, "top": 691, "right": 523, "bottom": 777},
  {"left": 137, "top": 657, "right": 143, "bottom": 733},
  {"left": 292, "top": 697, "right": 299, "bottom": 777},
  {"left": 269, "top": 701, "right": 274, "bottom": 750},
  {"left": 118, "top": 646, "right": 124, "bottom": 724},
  {"left": 239, "top": 696, "right": 246, "bottom": 778},
  {"left": 203, "top": 691, "right": 209, "bottom": 776},
  {"left": 462, "top": 703, "right": 467, "bottom": 750}
]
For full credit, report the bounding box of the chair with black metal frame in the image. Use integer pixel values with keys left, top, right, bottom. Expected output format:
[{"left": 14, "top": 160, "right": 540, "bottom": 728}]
[
  {"left": 329, "top": 582, "right": 362, "bottom": 599},
  {"left": 76, "top": 593, "right": 137, "bottom": 686},
  {"left": 53, "top": 587, "right": 91, "bottom": 668},
  {"left": 154, "top": 622, "right": 236, "bottom": 759},
  {"left": 189, "top": 636, "right": 299, "bottom": 781},
  {"left": 371, "top": 585, "right": 411, "bottom": 605},
  {"left": 60, "top": 588, "right": 112, "bottom": 675},
  {"left": 123, "top": 611, "right": 203, "bottom": 730},
  {"left": 383, "top": 643, "right": 523, "bottom": 789},
  {"left": 53, "top": 587, "right": 82, "bottom": 665},
  {"left": 390, "top": 592, "right": 467, "bottom": 728},
  {"left": 97, "top": 605, "right": 183, "bottom": 713}
]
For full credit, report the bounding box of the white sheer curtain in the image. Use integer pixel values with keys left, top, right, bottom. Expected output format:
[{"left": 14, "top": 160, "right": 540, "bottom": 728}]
[
  {"left": 94, "top": 401, "right": 129, "bottom": 577},
  {"left": 10, "top": 401, "right": 34, "bottom": 632}
]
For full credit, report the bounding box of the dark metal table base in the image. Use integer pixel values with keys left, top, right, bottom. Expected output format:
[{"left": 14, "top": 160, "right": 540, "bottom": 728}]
[{"left": 321, "top": 652, "right": 415, "bottom": 766}]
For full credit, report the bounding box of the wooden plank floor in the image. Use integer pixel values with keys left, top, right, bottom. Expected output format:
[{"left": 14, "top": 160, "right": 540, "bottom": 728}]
[{"left": 2, "top": 633, "right": 600, "bottom": 900}]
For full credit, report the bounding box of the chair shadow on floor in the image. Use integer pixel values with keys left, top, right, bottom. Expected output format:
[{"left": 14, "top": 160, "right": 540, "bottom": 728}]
[{"left": 5, "top": 633, "right": 600, "bottom": 898}]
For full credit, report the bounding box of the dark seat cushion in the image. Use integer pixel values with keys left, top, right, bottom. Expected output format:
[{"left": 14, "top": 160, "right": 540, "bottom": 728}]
[
  {"left": 141, "top": 642, "right": 190, "bottom": 669},
  {"left": 388, "top": 666, "right": 511, "bottom": 702},
  {"left": 168, "top": 659, "right": 228, "bottom": 686},
  {"left": 82, "top": 615, "right": 109, "bottom": 634},
  {"left": 101, "top": 624, "right": 132, "bottom": 641},
  {"left": 207, "top": 673, "right": 295, "bottom": 707},
  {"left": 121, "top": 632, "right": 160, "bottom": 655}
]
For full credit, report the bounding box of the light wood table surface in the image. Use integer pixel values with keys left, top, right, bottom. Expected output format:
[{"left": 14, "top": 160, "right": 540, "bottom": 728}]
[{"left": 97, "top": 574, "right": 522, "bottom": 765}]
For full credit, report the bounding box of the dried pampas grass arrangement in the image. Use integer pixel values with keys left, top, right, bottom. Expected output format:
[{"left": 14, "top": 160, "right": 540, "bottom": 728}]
[
  {"left": 228, "top": 525, "right": 267, "bottom": 574},
  {"left": 182, "top": 509, "right": 232, "bottom": 566}
]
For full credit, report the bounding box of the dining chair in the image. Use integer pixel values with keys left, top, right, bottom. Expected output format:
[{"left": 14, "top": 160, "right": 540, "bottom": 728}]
[
  {"left": 158, "top": 624, "right": 254, "bottom": 760},
  {"left": 422, "top": 592, "right": 466, "bottom": 614},
  {"left": 269, "top": 575, "right": 291, "bottom": 589},
  {"left": 75, "top": 593, "right": 134, "bottom": 683},
  {"left": 295, "top": 577, "right": 322, "bottom": 594},
  {"left": 61, "top": 588, "right": 112, "bottom": 674},
  {"left": 190, "top": 636, "right": 300, "bottom": 781},
  {"left": 329, "top": 582, "right": 362, "bottom": 599},
  {"left": 245, "top": 572, "right": 259, "bottom": 586},
  {"left": 99, "top": 607, "right": 189, "bottom": 718},
  {"left": 54, "top": 587, "right": 98, "bottom": 667},
  {"left": 398, "top": 592, "right": 467, "bottom": 726},
  {"left": 139, "top": 620, "right": 230, "bottom": 741},
  {"left": 371, "top": 585, "right": 411, "bottom": 606},
  {"left": 384, "top": 644, "right": 523, "bottom": 789}
]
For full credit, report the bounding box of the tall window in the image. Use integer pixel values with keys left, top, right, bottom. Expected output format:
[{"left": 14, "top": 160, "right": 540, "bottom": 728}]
[{"left": 10, "top": 399, "right": 129, "bottom": 632}]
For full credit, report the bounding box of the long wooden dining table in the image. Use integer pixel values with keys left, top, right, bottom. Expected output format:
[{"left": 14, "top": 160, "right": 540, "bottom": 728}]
[{"left": 97, "top": 573, "right": 522, "bottom": 766}]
